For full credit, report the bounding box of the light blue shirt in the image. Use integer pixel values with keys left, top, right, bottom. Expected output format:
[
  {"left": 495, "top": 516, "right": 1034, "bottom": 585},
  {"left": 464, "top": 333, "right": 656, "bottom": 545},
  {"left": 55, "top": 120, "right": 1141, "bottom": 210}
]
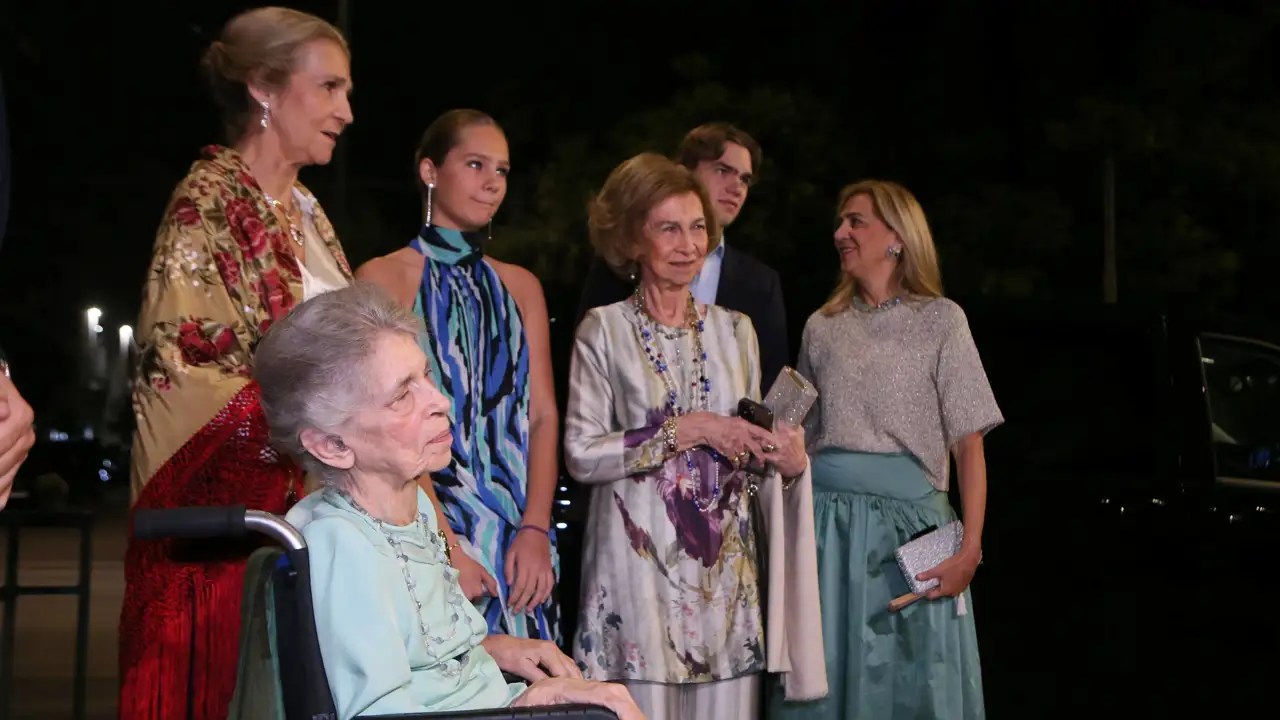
[
  {"left": 691, "top": 236, "right": 726, "bottom": 305},
  {"left": 286, "top": 488, "right": 525, "bottom": 720}
]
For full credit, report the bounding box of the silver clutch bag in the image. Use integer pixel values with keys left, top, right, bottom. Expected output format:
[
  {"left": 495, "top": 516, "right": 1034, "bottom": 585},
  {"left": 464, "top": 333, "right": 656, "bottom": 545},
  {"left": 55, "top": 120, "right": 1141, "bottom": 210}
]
[
  {"left": 895, "top": 520, "right": 965, "bottom": 596},
  {"left": 763, "top": 366, "right": 819, "bottom": 428}
]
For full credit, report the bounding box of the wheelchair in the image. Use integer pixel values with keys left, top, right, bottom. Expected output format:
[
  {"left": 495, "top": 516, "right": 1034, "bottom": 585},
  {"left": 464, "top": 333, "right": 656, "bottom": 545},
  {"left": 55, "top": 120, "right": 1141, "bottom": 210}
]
[{"left": 133, "top": 505, "right": 618, "bottom": 720}]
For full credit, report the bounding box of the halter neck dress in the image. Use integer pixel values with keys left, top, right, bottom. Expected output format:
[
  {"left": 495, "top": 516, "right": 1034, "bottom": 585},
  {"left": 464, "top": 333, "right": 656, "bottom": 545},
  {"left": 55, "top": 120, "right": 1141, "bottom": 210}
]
[{"left": 409, "top": 225, "right": 559, "bottom": 641}]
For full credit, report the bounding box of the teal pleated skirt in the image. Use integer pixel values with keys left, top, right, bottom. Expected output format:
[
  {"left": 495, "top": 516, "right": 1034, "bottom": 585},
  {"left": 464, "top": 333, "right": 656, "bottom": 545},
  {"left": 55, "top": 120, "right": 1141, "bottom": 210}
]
[{"left": 770, "top": 451, "right": 985, "bottom": 719}]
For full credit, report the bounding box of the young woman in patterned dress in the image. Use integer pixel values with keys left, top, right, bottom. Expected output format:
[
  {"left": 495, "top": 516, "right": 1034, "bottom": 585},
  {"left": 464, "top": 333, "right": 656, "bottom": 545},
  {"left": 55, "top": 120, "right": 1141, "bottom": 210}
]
[{"left": 357, "top": 110, "right": 560, "bottom": 642}]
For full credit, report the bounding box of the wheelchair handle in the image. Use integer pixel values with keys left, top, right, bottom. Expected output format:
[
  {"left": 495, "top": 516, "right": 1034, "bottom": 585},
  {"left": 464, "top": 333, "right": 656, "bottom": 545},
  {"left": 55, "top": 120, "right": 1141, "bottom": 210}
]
[{"left": 133, "top": 505, "right": 306, "bottom": 551}]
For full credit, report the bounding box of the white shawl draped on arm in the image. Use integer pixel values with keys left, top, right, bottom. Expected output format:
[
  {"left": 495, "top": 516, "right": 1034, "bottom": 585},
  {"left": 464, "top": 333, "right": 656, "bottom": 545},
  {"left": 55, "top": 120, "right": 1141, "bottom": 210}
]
[{"left": 761, "top": 462, "right": 828, "bottom": 701}]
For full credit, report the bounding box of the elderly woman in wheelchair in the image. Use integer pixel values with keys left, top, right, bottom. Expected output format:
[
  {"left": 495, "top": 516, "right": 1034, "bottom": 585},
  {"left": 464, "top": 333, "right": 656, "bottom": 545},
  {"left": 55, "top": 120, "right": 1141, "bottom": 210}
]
[{"left": 251, "top": 282, "right": 644, "bottom": 720}]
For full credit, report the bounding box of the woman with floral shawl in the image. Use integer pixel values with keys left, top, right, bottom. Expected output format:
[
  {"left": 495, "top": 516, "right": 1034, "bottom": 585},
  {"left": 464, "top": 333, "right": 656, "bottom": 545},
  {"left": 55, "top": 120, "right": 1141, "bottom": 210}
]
[{"left": 117, "top": 8, "right": 354, "bottom": 719}]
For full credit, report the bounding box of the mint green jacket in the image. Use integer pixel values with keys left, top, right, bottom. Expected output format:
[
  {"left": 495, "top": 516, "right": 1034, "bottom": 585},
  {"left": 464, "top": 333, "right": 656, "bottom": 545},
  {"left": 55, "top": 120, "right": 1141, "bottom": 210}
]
[{"left": 286, "top": 488, "right": 525, "bottom": 720}]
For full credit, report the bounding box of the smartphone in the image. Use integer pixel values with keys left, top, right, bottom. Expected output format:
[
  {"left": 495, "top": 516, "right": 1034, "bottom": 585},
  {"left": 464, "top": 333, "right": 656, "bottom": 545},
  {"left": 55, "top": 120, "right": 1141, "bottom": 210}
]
[
  {"left": 735, "top": 398, "right": 773, "bottom": 474},
  {"left": 737, "top": 398, "right": 774, "bottom": 430}
]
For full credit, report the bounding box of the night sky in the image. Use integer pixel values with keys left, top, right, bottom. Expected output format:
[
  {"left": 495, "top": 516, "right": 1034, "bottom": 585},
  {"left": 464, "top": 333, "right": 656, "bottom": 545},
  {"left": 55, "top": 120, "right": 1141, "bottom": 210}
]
[
  {"left": 3, "top": 4, "right": 1280, "bottom": 712},
  {"left": 3, "top": 0, "right": 1280, "bottom": 416}
]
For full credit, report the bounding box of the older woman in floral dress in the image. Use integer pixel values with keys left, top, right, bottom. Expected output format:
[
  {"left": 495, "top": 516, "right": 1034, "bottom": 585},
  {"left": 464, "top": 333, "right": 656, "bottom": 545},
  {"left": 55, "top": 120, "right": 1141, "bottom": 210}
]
[{"left": 566, "top": 153, "right": 823, "bottom": 720}]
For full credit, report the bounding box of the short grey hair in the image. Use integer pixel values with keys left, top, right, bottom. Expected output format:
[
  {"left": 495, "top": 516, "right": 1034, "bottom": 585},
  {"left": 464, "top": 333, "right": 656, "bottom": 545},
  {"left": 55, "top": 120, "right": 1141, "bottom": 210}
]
[{"left": 254, "top": 281, "right": 425, "bottom": 485}]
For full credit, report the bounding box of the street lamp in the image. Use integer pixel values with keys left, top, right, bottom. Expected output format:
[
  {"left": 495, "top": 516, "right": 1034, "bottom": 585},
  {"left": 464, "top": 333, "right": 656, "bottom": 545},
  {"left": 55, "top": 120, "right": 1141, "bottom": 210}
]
[{"left": 83, "top": 307, "right": 107, "bottom": 388}]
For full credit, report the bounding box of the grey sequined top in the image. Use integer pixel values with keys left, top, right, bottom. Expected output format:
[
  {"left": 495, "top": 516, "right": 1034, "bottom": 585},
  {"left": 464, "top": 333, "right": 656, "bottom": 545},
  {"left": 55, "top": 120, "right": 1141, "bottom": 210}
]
[{"left": 797, "top": 297, "right": 1003, "bottom": 491}]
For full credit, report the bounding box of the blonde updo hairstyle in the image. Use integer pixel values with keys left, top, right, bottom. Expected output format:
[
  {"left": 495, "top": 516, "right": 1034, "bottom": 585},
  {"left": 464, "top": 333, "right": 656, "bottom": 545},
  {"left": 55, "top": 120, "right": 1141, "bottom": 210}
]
[
  {"left": 588, "top": 153, "right": 721, "bottom": 281},
  {"left": 201, "top": 6, "right": 349, "bottom": 143}
]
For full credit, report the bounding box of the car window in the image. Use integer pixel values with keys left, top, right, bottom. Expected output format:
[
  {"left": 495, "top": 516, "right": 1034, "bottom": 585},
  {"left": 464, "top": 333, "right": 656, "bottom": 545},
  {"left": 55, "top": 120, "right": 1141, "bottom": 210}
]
[{"left": 1199, "top": 334, "right": 1280, "bottom": 484}]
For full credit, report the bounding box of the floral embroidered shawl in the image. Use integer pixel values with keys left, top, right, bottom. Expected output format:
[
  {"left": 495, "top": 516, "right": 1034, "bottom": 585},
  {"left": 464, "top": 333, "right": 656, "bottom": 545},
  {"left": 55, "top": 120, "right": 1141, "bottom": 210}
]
[
  {"left": 119, "top": 145, "right": 351, "bottom": 720},
  {"left": 130, "top": 145, "right": 351, "bottom": 494}
]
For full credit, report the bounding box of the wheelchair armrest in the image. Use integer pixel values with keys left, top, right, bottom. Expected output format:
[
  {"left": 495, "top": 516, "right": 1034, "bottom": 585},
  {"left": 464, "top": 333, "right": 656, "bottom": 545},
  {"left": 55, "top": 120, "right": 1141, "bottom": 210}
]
[{"left": 356, "top": 704, "right": 619, "bottom": 719}]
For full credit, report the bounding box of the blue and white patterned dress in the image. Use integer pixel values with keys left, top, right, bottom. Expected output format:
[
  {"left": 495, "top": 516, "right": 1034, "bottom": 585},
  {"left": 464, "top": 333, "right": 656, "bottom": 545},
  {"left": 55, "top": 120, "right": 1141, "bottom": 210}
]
[{"left": 410, "top": 225, "right": 560, "bottom": 642}]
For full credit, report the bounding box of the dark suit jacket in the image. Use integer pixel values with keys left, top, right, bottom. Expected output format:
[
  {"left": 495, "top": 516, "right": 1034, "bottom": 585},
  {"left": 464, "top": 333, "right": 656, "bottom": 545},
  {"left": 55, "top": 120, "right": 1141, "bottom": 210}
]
[
  {"left": 0, "top": 72, "right": 9, "bottom": 252},
  {"left": 574, "top": 247, "right": 790, "bottom": 398}
]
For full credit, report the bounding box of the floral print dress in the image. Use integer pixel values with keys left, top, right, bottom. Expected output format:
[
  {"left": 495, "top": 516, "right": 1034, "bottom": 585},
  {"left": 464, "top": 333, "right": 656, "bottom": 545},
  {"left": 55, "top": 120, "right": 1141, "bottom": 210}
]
[{"left": 565, "top": 300, "right": 765, "bottom": 685}]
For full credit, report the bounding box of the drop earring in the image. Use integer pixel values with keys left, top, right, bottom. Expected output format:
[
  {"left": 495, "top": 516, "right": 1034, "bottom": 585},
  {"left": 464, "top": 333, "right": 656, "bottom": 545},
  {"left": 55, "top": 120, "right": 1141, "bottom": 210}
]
[
  {"left": 425, "top": 183, "right": 434, "bottom": 226},
  {"left": 487, "top": 218, "right": 493, "bottom": 242},
  {"left": 260, "top": 101, "right": 270, "bottom": 129}
]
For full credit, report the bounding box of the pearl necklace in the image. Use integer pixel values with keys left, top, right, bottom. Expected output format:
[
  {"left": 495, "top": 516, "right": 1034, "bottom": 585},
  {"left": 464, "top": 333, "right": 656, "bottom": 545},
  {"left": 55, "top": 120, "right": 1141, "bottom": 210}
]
[
  {"left": 633, "top": 287, "right": 721, "bottom": 512},
  {"left": 263, "top": 191, "right": 305, "bottom": 247},
  {"left": 335, "top": 489, "right": 474, "bottom": 676}
]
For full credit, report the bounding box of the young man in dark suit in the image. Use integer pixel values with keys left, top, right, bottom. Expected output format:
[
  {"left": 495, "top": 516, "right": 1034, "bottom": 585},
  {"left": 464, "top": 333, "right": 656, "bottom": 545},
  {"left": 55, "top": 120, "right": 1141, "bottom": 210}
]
[
  {"left": 0, "top": 75, "right": 30, "bottom": 509},
  {"left": 574, "top": 123, "right": 789, "bottom": 395},
  {"left": 0, "top": 70, "right": 9, "bottom": 252}
]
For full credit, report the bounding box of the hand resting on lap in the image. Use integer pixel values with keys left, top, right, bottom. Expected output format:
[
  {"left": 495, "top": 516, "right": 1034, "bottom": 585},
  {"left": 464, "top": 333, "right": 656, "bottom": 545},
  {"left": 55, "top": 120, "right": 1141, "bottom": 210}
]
[
  {"left": 512, "top": 677, "right": 645, "bottom": 720},
  {"left": 482, "top": 636, "right": 645, "bottom": 718},
  {"left": 481, "top": 635, "right": 580, "bottom": 681}
]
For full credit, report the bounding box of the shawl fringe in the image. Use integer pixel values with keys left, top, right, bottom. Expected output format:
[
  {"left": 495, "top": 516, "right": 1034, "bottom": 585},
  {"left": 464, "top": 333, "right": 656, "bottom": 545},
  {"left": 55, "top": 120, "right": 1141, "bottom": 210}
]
[{"left": 119, "top": 383, "right": 300, "bottom": 720}]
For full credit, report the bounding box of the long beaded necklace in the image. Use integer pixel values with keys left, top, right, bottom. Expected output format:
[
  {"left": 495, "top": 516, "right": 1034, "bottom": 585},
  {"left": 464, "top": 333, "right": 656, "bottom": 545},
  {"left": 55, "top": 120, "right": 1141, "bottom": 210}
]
[
  {"left": 334, "top": 489, "right": 473, "bottom": 677},
  {"left": 263, "top": 191, "right": 305, "bottom": 247},
  {"left": 633, "top": 286, "right": 721, "bottom": 512}
]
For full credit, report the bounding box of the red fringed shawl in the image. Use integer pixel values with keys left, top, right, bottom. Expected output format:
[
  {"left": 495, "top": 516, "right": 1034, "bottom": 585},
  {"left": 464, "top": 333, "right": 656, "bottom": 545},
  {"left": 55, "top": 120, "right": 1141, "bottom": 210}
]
[{"left": 118, "top": 383, "right": 301, "bottom": 720}]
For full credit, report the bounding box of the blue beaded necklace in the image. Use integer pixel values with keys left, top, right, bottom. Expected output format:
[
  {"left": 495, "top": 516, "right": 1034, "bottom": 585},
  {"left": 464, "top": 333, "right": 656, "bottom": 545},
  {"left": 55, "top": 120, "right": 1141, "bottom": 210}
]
[{"left": 633, "top": 287, "right": 721, "bottom": 512}]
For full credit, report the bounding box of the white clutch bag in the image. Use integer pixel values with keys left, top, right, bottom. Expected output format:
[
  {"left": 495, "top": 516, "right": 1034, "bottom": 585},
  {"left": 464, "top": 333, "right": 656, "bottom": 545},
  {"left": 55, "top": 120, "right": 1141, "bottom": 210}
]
[
  {"left": 895, "top": 521, "right": 964, "bottom": 597},
  {"left": 889, "top": 521, "right": 973, "bottom": 616},
  {"left": 763, "top": 366, "right": 819, "bottom": 428}
]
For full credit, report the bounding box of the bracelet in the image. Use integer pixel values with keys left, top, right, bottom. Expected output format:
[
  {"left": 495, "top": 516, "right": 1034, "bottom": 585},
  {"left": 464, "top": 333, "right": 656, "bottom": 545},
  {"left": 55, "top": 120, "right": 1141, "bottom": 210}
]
[
  {"left": 661, "top": 415, "right": 679, "bottom": 456},
  {"left": 518, "top": 524, "right": 550, "bottom": 538},
  {"left": 781, "top": 459, "right": 809, "bottom": 491}
]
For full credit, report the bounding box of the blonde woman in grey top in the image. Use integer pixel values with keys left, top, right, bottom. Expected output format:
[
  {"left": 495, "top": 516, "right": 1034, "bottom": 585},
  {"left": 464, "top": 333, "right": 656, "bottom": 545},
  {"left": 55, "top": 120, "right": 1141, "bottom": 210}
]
[{"left": 770, "top": 180, "right": 1003, "bottom": 720}]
